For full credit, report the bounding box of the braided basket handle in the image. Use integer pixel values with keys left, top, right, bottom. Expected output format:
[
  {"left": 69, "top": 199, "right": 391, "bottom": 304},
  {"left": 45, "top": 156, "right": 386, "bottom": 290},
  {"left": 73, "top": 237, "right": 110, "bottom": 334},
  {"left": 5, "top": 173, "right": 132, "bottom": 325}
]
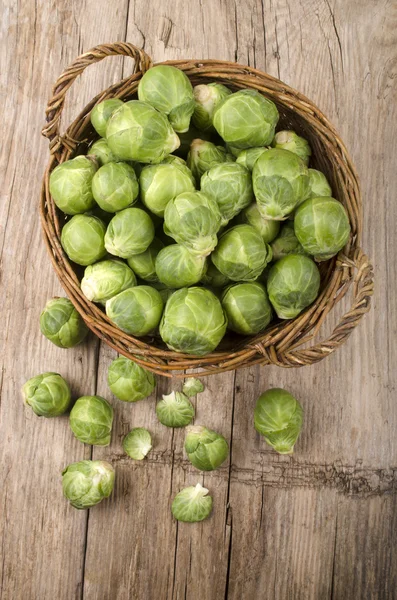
[{"left": 42, "top": 42, "right": 152, "bottom": 148}]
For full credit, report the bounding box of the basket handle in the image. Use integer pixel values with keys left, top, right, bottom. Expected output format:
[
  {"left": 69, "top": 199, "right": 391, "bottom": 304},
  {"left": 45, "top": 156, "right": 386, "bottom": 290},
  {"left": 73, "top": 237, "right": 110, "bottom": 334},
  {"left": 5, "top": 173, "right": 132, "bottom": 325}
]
[{"left": 42, "top": 42, "right": 152, "bottom": 150}]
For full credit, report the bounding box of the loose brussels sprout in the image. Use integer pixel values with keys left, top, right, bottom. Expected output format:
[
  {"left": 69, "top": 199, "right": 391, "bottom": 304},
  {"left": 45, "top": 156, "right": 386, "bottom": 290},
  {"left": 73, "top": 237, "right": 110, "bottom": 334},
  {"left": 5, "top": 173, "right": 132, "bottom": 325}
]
[
  {"left": 61, "top": 215, "right": 107, "bottom": 266},
  {"left": 108, "top": 356, "right": 156, "bottom": 402},
  {"left": 62, "top": 460, "right": 115, "bottom": 509},
  {"left": 127, "top": 237, "right": 164, "bottom": 283},
  {"left": 185, "top": 425, "right": 229, "bottom": 471},
  {"left": 160, "top": 287, "right": 227, "bottom": 355},
  {"left": 201, "top": 261, "right": 231, "bottom": 288},
  {"left": 104, "top": 207, "right": 155, "bottom": 258},
  {"left": 236, "top": 203, "right": 280, "bottom": 243},
  {"left": 106, "top": 100, "right": 180, "bottom": 163},
  {"left": 22, "top": 372, "right": 71, "bottom": 417},
  {"left": 49, "top": 156, "right": 97, "bottom": 215},
  {"left": 307, "top": 168, "right": 332, "bottom": 198},
  {"left": 88, "top": 139, "right": 122, "bottom": 166},
  {"left": 221, "top": 282, "right": 272, "bottom": 335},
  {"left": 212, "top": 225, "right": 272, "bottom": 282},
  {"left": 183, "top": 377, "right": 204, "bottom": 397},
  {"left": 155, "top": 244, "right": 207, "bottom": 288},
  {"left": 271, "top": 222, "right": 307, "bottom": 261},
  {"left": 91, "top": 98, "right": 124, "bottom": 137},
  {"left": 140, "top": 161, "right": 195, "bottom": 217},
  {"left": 172, "top": 483, "right": 213, "bottom": 522},
  {"left": 40, "top": 297, "right": 88, "bottom": 348},
  {"left": 123, "top": 428, "right": 152, "bottom": 460},
  {"left": 106, "top": 286, "right": 163, "bottom": 336},
  {"left": 267, "top": 254, "right": 320, "bottom": 319},
  {"left": 156, "top": 391, "right": 195, "bottom": 427},
  {"left": 294, "top": 197, "right": 350, "bottom": 261},
  {"left": 164, "top": 191, "right": 221, "bottom": 256},
  {"left": 81, "top": 259, "right": 136, "bottom": 304},
  {"left": 271, "top": 130, "right": 312, "bottom": 165},
  {"left": 192, "top": 83, "right": 232, "bottom": 132},
  {"left": 254, "top": 388, "right": 303, "bottom": 454},
  {"left": 252, "top": 149, "right": 310, "bottom": 220},
  {"left": 200, "top": 163, "right": 254, "bottom": 225},
  {"left": 213, "top": 89, "right": 279, "bottom": 149},
  {"left": 69, "top": 396, "right": 113, "bottom": 446},
  {"left": 174, "top": 126, "right": 213, "bottom": 159},
  {"left": 236, "top": 147, "right": 269, "bottom": 171},
  {"left": 92, "top": 162, "right": 139, "bottom": 212},
  {"left": 187, "top": 139, "right": 234, "bottom": 182}
]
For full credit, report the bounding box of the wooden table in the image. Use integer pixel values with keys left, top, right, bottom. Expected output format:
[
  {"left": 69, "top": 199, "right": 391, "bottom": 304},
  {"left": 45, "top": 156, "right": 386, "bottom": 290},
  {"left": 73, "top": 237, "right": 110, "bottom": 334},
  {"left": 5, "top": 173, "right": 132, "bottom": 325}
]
[{"left": 1, "top": 1, "right": 395, "bottom": 598}]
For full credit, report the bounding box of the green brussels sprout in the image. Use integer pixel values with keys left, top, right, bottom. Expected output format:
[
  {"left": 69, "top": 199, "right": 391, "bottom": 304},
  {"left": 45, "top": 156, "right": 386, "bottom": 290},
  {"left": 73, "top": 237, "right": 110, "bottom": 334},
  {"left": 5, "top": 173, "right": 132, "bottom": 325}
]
[
  {"left": 49, "top": 156, "right": 97, "bottom": 215},
  {"left": 254, "top": 388, "right": 303, "bottom": 454},
  {"left": 156, "top": 391, "right": 195, "bottom": 427},
  {"left": 40, "top": 297, "right": 89, "bottom": 348},
  {"left": 201, "top": 261, "right": 231, "bottom": 288},
  {"left": 200, "top": 162, "right": 254, "bottom": 225},
  {"left": 253, "top": 149, "right": 310, "bottom": 220},
  {"left": 192, "top": 83, "right": 232, "bottom": 132},
  {"left": 174, "top": 126, "right": 214, "bottom": 159},
  {"left": 155, "top": 244, "right": 207, "bottom": 288},
  {"left": 61, "top": 215, "right": 107, "bottom": 266},
  {"left": 183, "top": 377, "right": 204, "bottom": 397},
  {"left": 104, "top": 207, "right": 155, "bottom": 258},
  {"left": 22, "top": 372, "right": 71, "bottom": 417},
  {"left": 62, "top": 460, "right": 115, "bottom": 509},
  {"left": 81, "top": 259, "right": 136, "bottom": 304},
  {"left": 106, "top": 286, "right": 164, "bottom": 336},
  {"left": 92, "top": 162, "right": 139, "bottom": 213},
  {"left": 108, "top": 356, "right": 156, "bottom": 402},
  {"left": 160, "top": 287, "right": 227, "bottom": 355},
  {"left": 271, "top": 130, "right": 312, "bottom": 165},
  {"left": 236, "top": 203, "right": 280, "bottom": 243},
  {"left": 187, "top": 139, "right": 234, "bottom": 181},
  {"left": 236, "top": 147, "right": 269, "bottom": 171},
  {"left": 221, "top": 282, "right": 272, "bottom": 335},
  {"left": 212, "top": 224, "right": 272, "bottom": 282},
  {"left": 69, "top": 396, "right": 113, "bottom": 446},
  {"left": 127, "top": 237, "right": 164, "bottom": 283},
  {"left": 185, "top": 425, "right": 229, "bottom": 471},
  {"left": 123, "top": 428, "right": 152, "bottom": 460},
  {"left": 106, "top": 100, "right": 180, "bottom": 163},
  {"left": 88, "top": 139, "right": 121, "bottom": 166},
  {"left": 307, "top": 168, "right": 332, "bottom": 198},
  {"left": 267, "top": 254, "right": 320, "bottom": 319},
  {"left": 140, "top": 162, "right": 195, "bottom": 217},
  {"left": 271, "top": 222, "right": 307, "bottom": 261},
  {"left": 213, "top": 89, "right": 279, "bottom": 149},
  {"left": 172, "top": 483, "right": 213, "bottom": 522},
  {"left": 91, "top": 98, "right": 124, "bottom": 137},
  {"left": 164, "top": 191, "right": 222, "bottom": 256},
  {"left": 294, "top": 197, "right": 351, "bottom": 261}
]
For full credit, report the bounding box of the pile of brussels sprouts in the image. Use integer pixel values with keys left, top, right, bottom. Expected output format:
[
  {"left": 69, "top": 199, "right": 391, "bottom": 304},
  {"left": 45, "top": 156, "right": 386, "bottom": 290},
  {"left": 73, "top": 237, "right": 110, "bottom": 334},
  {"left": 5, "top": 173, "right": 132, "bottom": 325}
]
[{"left": 49, "top": 65, "right": 351, "bottom": 356}]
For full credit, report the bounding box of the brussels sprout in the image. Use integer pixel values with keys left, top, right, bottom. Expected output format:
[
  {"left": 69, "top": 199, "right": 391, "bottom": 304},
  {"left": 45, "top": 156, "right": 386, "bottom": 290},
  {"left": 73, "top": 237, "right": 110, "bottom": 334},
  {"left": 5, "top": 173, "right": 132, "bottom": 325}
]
[
  {"left": 267, "top": 254, "right": 320, "bottom": 319},
  {"left": 236, "top": 203, "right": 280, "bottom": 242},
  {"left": 40, "top": 297, "right": 88, "bottom": 348},
  {"left": 294, "top": 197, "right": 351, "bottom": 261},
  {"left": 106, "top": 286, "right": 163, "bottom": 336},
  {"left": 108, "top": 356, "right": 156, "bottom": 402},
  {"left": 174, "top": 127, "right": 214, "bottom": 159},
  {"left": 252, "top": 149, "right": 310, "bottom": 220},
  {"left": 138, "top": 65, "right": 195, "bottom": 132},
  {"left": 62, "top": 460, "right": 115, "bottom": 509},
  {"left": 106, "top": 100, "right": 180, "bottom": 163},
  {"left": 91, "top": 98, "right": 124, "bottom": 137},
  {"left": 271, "top": 130, "right": 311, "bottom": 165},
  {"left": 49, "top": 156, "right": 97, "bottom": 215},
  {"left": 104, "top": 207, "right": 155, "bottom": 258},
  {"left": 156, "top": 391, "right": 195, "bottom": 427},
  {"left": 61, "top": 215, "right": 107, "bottom": 266},
  {"left": 254, "top": 388, "right": 303, "bottom": 454},
  {"left": 155, "top": 244, "right": 207, "bottom": 288},
  {"left": 172, "top": 483, "right": 213, "bottom": 523},
  {"left": 192, "top": 83, "right": 232, "bottom": 132},
  {"left": 88, "top": 139, "right": 122, "bottom": 166},
  {"left": 221, "top": 282, "right": 272, "bottom": 335},
  {"left": 187, "top": 139, "right": 234, "bottom": 181},
  {"left": 81, "top": 259, "right": 136, "bottom": 304},
  {"left": 307, "top": 168, "right": 332, "bottom": 198},
  {"left": 185, "top": 425, "right": 229, "bottom": 471},
  {"left": 201, "top": 261, "right": 230, "bottom": 288},
  {"left": 123, "top": 428, "right": 152, "bottom": 460},
  {"left": 271, "top": 222, "right": 306, "bottom": 261},
  {"left": 236, "top": 147, "right": 269, "bottom": 171},
  {"left": 213, "top": 89, "right": 279, "bottom": 149},
  {"left": 183, "top": 377, "right": 204, "bottom": 397},
  {"left": 127, "top": 237, "right": 164, "bottom": 283},
  {"left": 164, "top": 191, "right": 221, "bottom": 256},
  {"left": 160, "top": 287, "right": 227, "bottom": 355},
  {"left": 69, "top": 396, "right": 113, "bottom": 446},
  {"left": 200, "top": 163, "right": 253, "bottom": 225},
  {"left": 212, "top": 225, "right": 272, "bottom": 282},
  {"left": 140, "top": 162, "right": 195, "bottom": 217},
  {"left": 22, "top": 372, "right": 71, "bottom": 417},
  {"left": 92, "top": 162, "right": 139, "bottom": 213}
]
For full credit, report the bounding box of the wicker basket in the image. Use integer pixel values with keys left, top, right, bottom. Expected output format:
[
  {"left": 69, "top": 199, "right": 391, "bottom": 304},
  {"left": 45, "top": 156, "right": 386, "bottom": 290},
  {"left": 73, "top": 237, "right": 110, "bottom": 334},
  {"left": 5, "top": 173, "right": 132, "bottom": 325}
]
[{"left": 40, "top": 42, "right": 374, "bottom": 378}]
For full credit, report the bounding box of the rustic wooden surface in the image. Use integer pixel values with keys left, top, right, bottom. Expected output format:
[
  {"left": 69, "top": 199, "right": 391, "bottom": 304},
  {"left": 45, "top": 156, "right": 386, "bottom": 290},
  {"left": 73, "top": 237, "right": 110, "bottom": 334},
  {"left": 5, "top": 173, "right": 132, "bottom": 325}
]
[{"left": 0, "top": 1, "right": 396, "bottom": 598}]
